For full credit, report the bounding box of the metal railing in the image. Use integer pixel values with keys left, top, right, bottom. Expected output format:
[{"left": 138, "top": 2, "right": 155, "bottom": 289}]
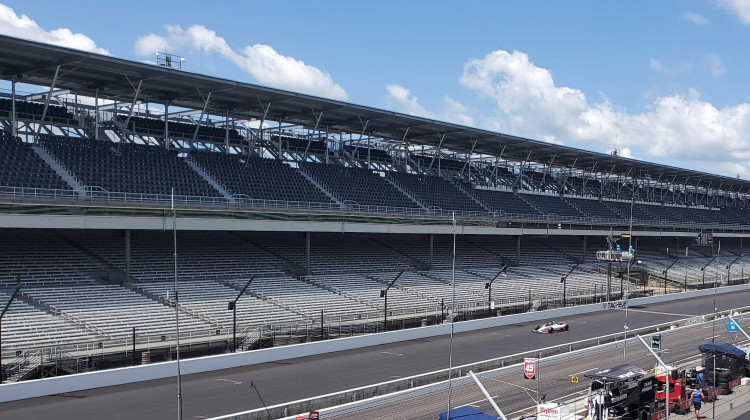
[
  {"left": 0, "top": 185, "right": 747, "bottom": 231},
  {"left": 1, "top": 277, "right": 745, "bottom": 383}
]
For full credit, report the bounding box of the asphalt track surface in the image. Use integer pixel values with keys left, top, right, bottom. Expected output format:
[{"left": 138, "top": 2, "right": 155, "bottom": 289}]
[
  {"left": 2, "top": 290, "right": 750, "bottom": 420},
  {"left": 320, "top": 313, "right": 750, "bottom": 420}
]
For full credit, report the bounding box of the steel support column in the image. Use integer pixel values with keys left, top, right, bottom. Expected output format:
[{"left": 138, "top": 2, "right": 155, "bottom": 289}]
[
  {"left": 346, "top": 118, "right": 370, "bottom": 163},
  {"left": 10, "top": 75, "right": 16, "bottom": 138},
  {"left": 94, "top": 88, "right": 99, "bottom": 140},
  {"left": 251, "top": 103, "right": 271, "bottom": 159},
  {"left": 582, "top": 236, "right": 587, "bottom": 263},
  {"left": 302, "top": 109, "right": 324, "bottom": 161},
  {"left": 517, "top": 235, "right": 521, "bottom": 263},
  {"left": 164, "top": 101, "right": 170, "bottom": 149},
  {"left": 191, "top": 90, "right": 212, "bottom": 144},
  {"left": 225, "top": 109, "right": 230, "bottom": 150},
  {"left": 306, "top": 232, "right": 311, "bottom": 276},
  {"left": 428, "top": 134, "right": 446, "bottom": 172},
  {"left": 122, "top": 79, "right": 143, "bottom": 142},
  {"left": 430, "top": 234, "right": 434, "bottom": 271},
  {"left": 461, "top": 138, "right": 478, "bottom": 179},
  {"left": 277, "top": 118, "right": 283, "bottom": 160},
  {"left": 36, "top": 65, "right": 61, "bottom": 136},
  {"left": 125, "top": 230, "right": 131, "bottom": 281}
]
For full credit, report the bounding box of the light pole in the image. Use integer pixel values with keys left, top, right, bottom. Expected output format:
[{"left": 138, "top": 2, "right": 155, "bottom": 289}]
[
  {"left": 381, "top": 269, "right": 406, "bottom": 331},
  {"left": 171, "top": 188, "right": 182, "bottom": 420},
  {"left": 486, "top": 265, "right": 507, "bottom": 313},
  {"left": 560, "top": 262, "right": 581, "bottom": 307},
  {"left": 701, "top": 255, "right": 718, "bottom": 289},
  {"left": 0, "top": 276, "right": 21, "bottom": 384},
  {"left": 727, "top": 252, "right": 743, "bottom": 285},
  {"left": 712, "top": 282, "right": 718, "bottom": 419},
  {"left": 228, "top": 276, "right": 255, "bottom": 353}
]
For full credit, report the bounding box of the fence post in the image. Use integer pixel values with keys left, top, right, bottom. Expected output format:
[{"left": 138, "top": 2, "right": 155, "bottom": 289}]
[{"left": 132, "top": 327, "right": 136, "bottom": 366}]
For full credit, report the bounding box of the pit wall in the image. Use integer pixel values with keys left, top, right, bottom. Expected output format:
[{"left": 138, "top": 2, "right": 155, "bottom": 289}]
[{"left": 1, "top": 283, "right": 748, "bottom": 403}]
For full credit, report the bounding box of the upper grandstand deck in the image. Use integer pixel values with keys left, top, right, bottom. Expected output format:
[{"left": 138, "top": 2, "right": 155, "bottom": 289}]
[{"left": 0, "top": 34, "right": 748, "bottom": 232}]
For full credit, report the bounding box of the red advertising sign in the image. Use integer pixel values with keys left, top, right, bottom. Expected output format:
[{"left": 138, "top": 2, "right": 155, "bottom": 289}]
[{"left": 524, "top": 357, "right": 536, "bottom": 379}]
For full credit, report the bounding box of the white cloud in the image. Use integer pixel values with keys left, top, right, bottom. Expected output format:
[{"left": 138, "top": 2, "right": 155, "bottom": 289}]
[
  {"left": 607, "top": 147, "right": 633, "bottom": 158},
  {"left": 134, "top": 25, "right": 347, "bottom": 100},
  {"left": 718, "top": 0, "right": 750, "bottom": 23},
  {"left": 649, "top": 58, "right": 665, "bottom": 73},
  {"left": 682, "top": 12, "right": 708, "bottom": 25},
  {"left": 385, "top": 84, "right": 474, "bottom": 127},
  {"left": 385, "top": 84, "right": 433, "bottom": 118},
  {"left": 708, "top": 53, "right": 726, "bottom": 77},
  {"left": 0, "top": 3, "right": 108, "bottom": 54},
  {"left": 647, "top": 57, "right": 693, "bottom": 75},
  {"left": 443, "top": 96, "right": 475, "bottom": 127},
  {"left": 450, "top": 49, "right": 750, "bottom": 177}
]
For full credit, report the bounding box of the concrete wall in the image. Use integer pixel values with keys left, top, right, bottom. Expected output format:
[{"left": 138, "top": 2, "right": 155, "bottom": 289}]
[
  {"left": 1, "top": 283, "right": 748, "bottom": 403},
  {"left": 0, "top": 213, "right": 725, "bottom": 236}
]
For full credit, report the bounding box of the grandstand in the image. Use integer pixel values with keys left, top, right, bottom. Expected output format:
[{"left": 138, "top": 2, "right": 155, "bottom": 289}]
[{"left": 1, "top": 34, "right": 750, "bottom": 383}]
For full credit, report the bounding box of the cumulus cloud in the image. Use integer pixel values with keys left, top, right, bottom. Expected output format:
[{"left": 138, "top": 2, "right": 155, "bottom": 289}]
[
  {"left": 0, "top": 3, "right": 108, "bottom": 54},
  {"left": 444, "top": 49, "right": 750, "bottom": 177},
  {"left": 718, "top": 0, "right": 750, "bottom": 23},
  {"left": 134, "top": 25, "right": 347, "bottom": 100},
  {"left": 708, "top": 54, "right": 726, "bottom": 77},
  {"left": 385, "top": 84, "right": 433, "bottom": 118},
  {"left": 385, "top": 84, "right": 475, "bottom": 127},
  {"left": 682, "top": 12, "right": 708, "bottom": 25}
]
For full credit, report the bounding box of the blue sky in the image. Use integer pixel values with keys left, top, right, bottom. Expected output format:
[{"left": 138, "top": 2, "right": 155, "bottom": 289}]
[{"left": 3, "top": 0, "right": 750, "bottom": 177}]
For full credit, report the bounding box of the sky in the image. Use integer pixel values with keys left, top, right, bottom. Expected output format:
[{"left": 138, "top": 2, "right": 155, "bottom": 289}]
[{"left": 2, "top": 0, "right": 750, "bottom": 178}]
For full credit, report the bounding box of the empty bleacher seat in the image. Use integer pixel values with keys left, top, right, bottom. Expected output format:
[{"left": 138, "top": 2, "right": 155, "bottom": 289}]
[
  {"left": 0, "top": 134, "right": 69, "bottom": 190},
  {"left": 191, "top": 152, "right": 332, "bottom": 203},
  {"left": 40, "top": 136, "right": 219, "bottom": 196}
]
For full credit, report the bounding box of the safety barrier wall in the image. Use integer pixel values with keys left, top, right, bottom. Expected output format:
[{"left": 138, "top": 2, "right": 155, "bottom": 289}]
[
  {"left": 1, "top": 283, "right": 748, "bottom": 403},
  {"left": 209, "top": 311, "right": 725, "bottom": 420}
]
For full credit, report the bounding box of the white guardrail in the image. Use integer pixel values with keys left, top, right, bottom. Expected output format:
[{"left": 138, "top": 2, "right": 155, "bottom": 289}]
[{"left": 1, "top": 283, "right": 748, "bottom": 403}]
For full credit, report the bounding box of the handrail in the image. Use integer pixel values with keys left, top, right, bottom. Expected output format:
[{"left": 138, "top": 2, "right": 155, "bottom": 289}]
[{"left": 0, "top": 184, "right": 747, "bottom": 231}]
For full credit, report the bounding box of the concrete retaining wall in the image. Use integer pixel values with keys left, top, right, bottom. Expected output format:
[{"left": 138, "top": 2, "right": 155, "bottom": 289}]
[{"left": 1, "top": 283, "right": 748, "bottom": 403}]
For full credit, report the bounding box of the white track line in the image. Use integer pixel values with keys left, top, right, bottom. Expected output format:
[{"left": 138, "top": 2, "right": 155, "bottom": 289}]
[{"left": 625, "top": 308, "right": 694, "bottom": 317}]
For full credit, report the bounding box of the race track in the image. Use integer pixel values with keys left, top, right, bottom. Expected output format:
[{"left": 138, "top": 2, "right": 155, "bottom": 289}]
[{"left": 2, "top": 290, "right": 749, "bottom": 420}]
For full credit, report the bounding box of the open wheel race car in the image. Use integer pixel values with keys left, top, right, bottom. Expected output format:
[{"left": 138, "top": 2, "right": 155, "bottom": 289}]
[{"left": 533, "top": 320, "right": 569, "bottom": 334}]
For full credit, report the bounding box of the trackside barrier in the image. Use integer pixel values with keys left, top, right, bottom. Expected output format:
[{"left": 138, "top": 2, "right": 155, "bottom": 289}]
[
  {"left": 210, "top": 307, "right": 750, "bottom": 420},
  {"left": 1, "top": 283, "right": 748, "bottom": 403}
]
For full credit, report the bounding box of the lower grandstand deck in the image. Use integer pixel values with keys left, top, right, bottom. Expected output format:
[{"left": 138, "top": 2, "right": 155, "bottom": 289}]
[{"left": 0, "top": 229, "right": 746, "bottom": 363}]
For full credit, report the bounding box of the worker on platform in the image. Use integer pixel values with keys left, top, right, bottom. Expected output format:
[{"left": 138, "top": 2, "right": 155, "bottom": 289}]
[{"left": 696, "top": 366, "right": 706, "bottom": 386}]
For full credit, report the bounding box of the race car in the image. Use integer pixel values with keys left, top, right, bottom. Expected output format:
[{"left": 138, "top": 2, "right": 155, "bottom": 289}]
[{"left": 533, "top": 320, "right": 569, "bottom": 334}]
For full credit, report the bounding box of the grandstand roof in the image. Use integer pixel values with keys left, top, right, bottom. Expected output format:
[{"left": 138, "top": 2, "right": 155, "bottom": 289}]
[{"left": 0, "top": 34, "right": 745, "bottom": 191}]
